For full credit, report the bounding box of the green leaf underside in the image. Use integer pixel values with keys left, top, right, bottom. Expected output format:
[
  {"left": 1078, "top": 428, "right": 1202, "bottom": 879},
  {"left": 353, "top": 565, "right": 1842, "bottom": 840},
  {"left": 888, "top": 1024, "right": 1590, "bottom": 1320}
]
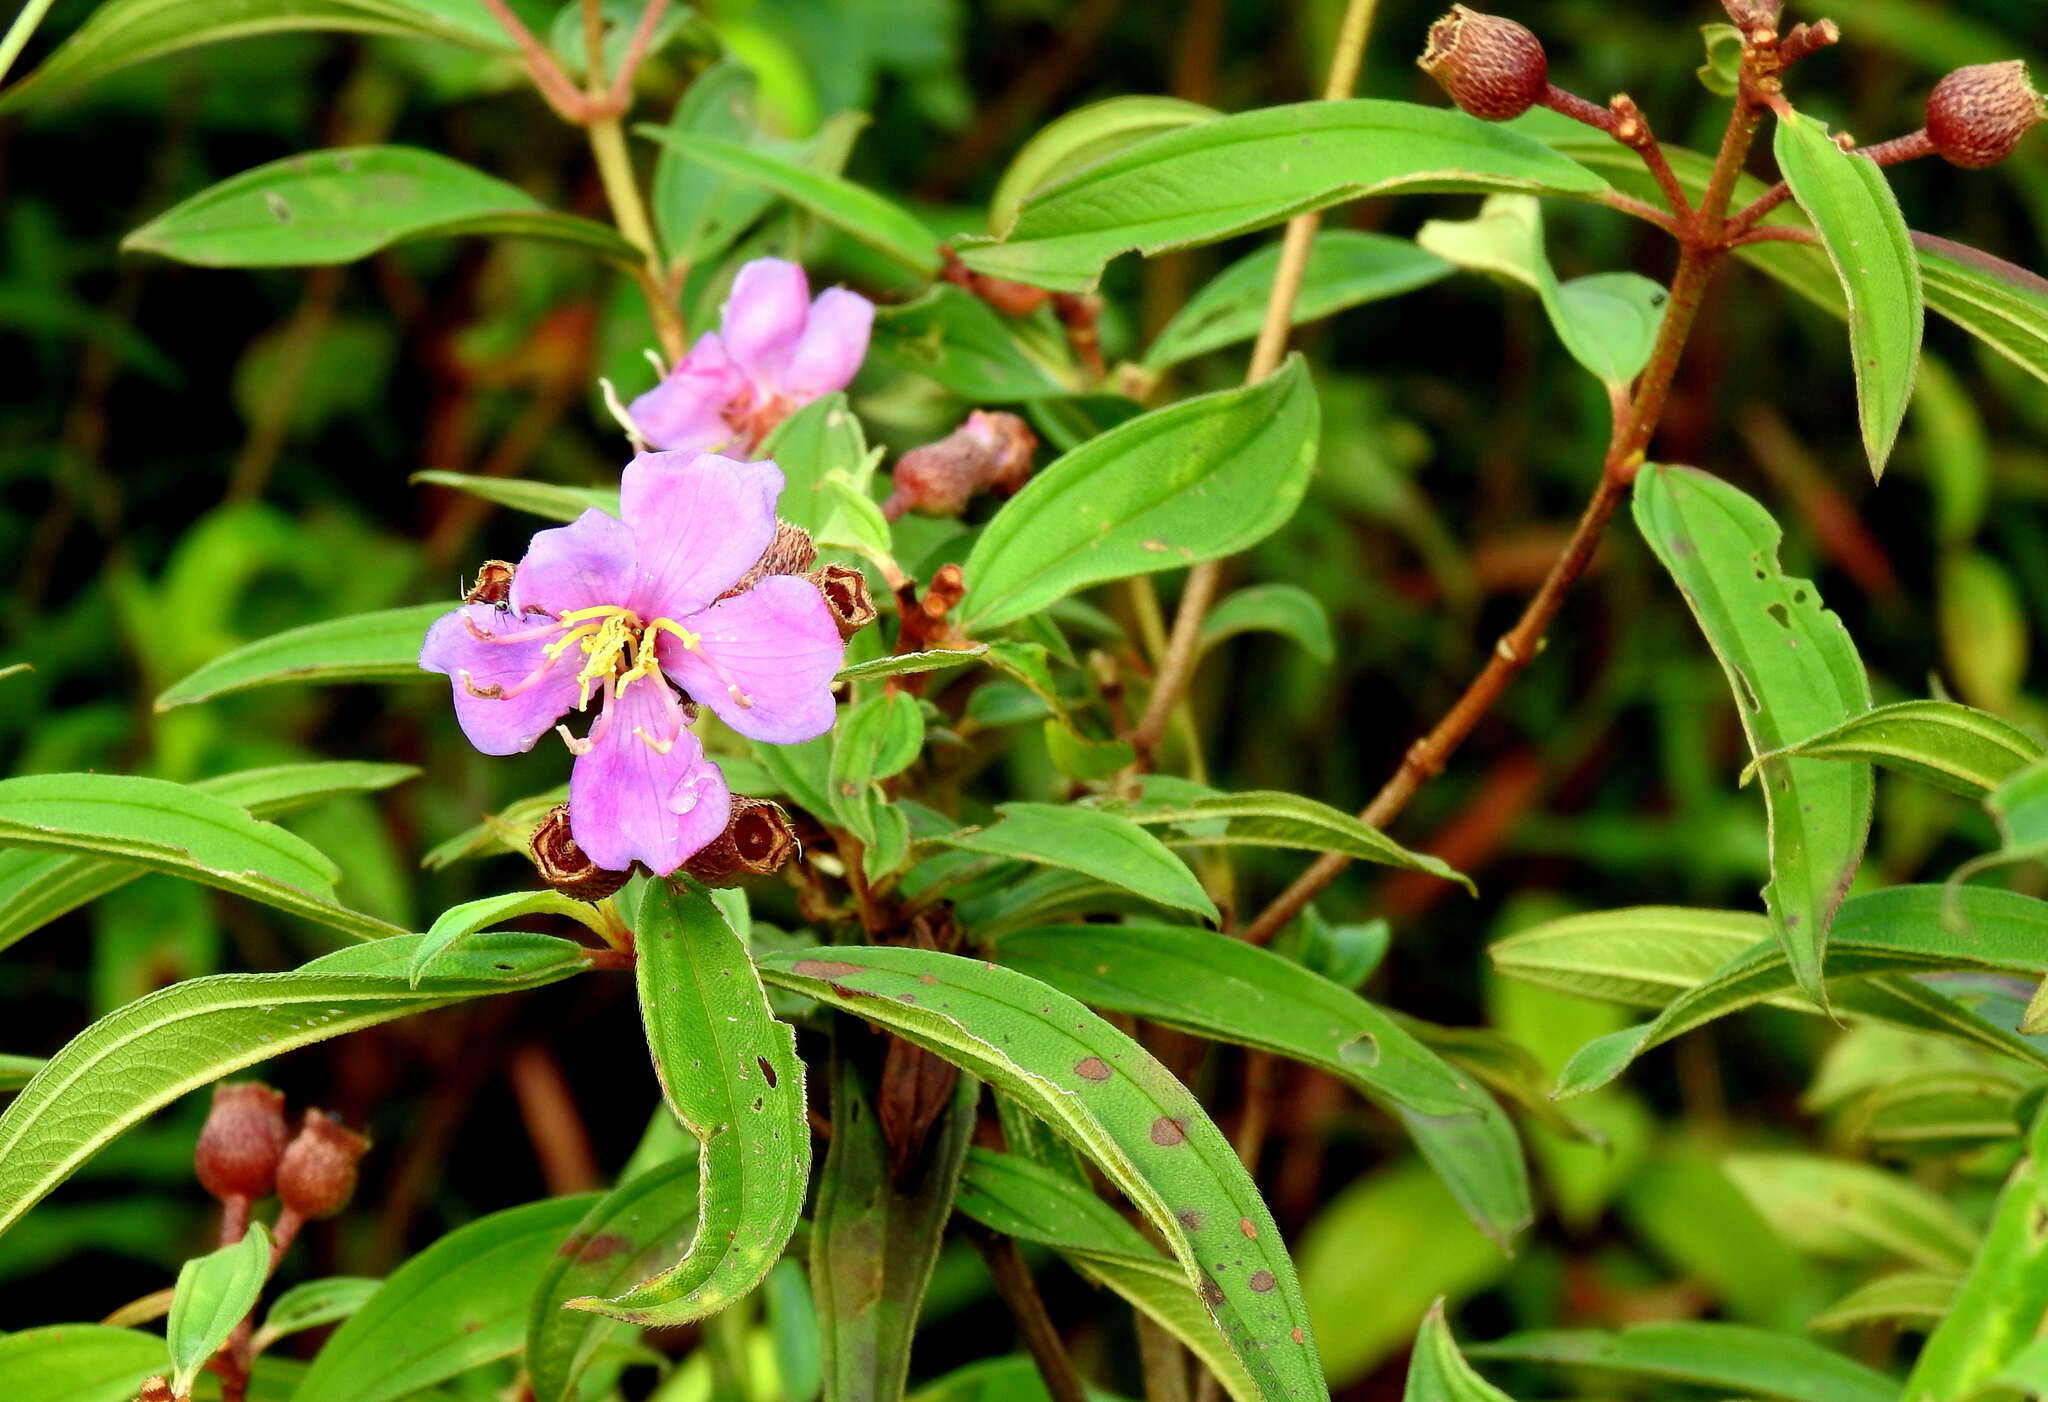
[
  {"left": 1402, "top": 1305, "right": 1515, "bottom": 1402},
  {"left": 1772, "top": 111, "right": 1924, "bottom": 478},
  {"left": 125, "top": 147, "right": 636, "bottom": 268},
  {"left": 1144, "top": 232, "right": 1453, "bottom": 371},
  {"left": 1118, "top": 791, "right": 1471, "bottom": 892},
  {"left": 258, "top": 1276, "right": 382, "bottom": 1346},
  {"left": 955, "top": 1148, "right": 1261, "bottom": 1402},
  {"left": 1809, "top": 1270, "right": 1959, "bottom": 1331},
  {"left": 938, "top": 804, "right": 1218, "bottom": 921},
  {"left": 834, "top": 647, "right": 988, "bottom": 684},
  {"left": 1756, "top": 698, "right": 2044, "bottom": 798},
  {"left": 993, "top": 924, "right": 1531, "bottom": 1246},
  {"left": 960, "top": 358, "right": 1319, "bottom": 629},
  {"left": 1197, "top": 584, "right": 1335, "bottom": 663},
  {"left": 293, "top": 1195, "right": 598, "bottom": 1402},
  {"left": 0, "top": 761, "right": 415, "bottom": 954},
  {"left": 1723, "top": 1152, "right": 1979, "bottom": 1273},
  {"left": 0, "top": 0, "right": 511, "bottom": 115},
  {"left": 0, "top": 933, "right": 587, "bottom": 1236},
  {"left": 409, "top": 889, "right": 611, "bottom": 986},
  {"left": 0, "top": 773, "right": 401, "bottom": 939},
  {"left": 1467, "top": 1321, "right": 1896, "bottom": 1402},
  {"left": 1911, "top": 233, "right": 2048, "bottom": 386},
  {"left": 957, "top": 99, "right": 1610, "bottom": 292},
  {"left": 1633, "top": 464, "right": 1873, "bottom": 1010},
  {"left": 571, "top": 883, "right": 809, "bottom": 1325},
  {"left": 156, "top": 602, "right": 449, "bottom": 709},
  {"left": 757, "top": 945, "right": 1326, "bottom": 1402}
]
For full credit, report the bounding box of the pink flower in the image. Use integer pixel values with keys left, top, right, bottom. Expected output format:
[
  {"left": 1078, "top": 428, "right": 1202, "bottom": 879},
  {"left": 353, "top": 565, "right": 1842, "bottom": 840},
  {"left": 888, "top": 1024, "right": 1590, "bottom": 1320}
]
[
  {"left": 629, "top": 259, "right": 874, "bottom": 455},
  {"left": 420, "top": 452, "right": 845, "bottom": 876}
]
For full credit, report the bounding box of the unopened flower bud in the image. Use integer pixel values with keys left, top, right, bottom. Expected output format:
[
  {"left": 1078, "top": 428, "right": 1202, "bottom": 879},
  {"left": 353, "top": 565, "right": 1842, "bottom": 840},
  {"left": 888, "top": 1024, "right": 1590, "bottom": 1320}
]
[
  {"left": 463, "top": 560, "right": 515, "bottom": 606},
  {"left": 683, "top": 796, "right": 799, "bottom": 886},
  {"left": 276, "top": 1110, "right": 369, "bottom": 1221},
  {"left": 1927, "top": 61, "right": 2047, "bottom": 169},
  {"left": 530, "top": 803, "right": 632, "bottom": 902},
  {"left": 1418, "top": 6, "right": 1549, "bottom": 122},
  {"left": 722, "top": 520, "right": 819, "bottom": 599},
  {"left": 883, "top": 411, "right": 1038, "bottom": 520},
  {"left": 195, "top": 1082, "right": 288, "bottom": 1202},
  {"left": 808, "top": 563, "right": 878, "bottom": 639}
]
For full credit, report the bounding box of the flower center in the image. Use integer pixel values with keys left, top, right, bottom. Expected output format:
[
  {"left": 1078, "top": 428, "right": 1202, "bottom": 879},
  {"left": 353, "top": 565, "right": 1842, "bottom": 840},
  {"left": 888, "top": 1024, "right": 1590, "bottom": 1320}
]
[{"left": 548, "top": 605, "right": 701, "bottom": 708}]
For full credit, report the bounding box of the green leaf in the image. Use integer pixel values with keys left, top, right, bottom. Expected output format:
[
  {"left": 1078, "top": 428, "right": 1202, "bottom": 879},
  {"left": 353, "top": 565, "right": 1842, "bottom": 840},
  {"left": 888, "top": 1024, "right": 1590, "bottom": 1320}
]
[
  {"left": 0, "top": 933, "right": 587, "bottom": 1236},
  {"left": 125, "top": 148, "right": 638, "bottom": 269},
  {"left": 651, "top": 60, "right": 772, "bottom": 269},
  {"left": 569, "top": 882, "right": 809, "bottom": 1325},
  {"left": 1467, "top": 1322, "right": 1896, "bottom": 1402},
  {"left": 168, "top": 1222, "right": 272, "bottom": 1396},
  {"left": 420, "top": 784, "right": 567, "bottom": 870},
  {"left": 0, "top": 0, "right": 510, "bottom": 114},
  {"left": 527, "top": 1151, "right": 701, "bottom": 1402},
  {"left": 811, "top": 1045, "right": 977, "bottom": 1402},
  {"left": 1939, "top": 550, "right": 2029, "bottom": 712},
  {"left": 156, "top": 602, "right": 449, "bottom": 709},
  {"left": 1772, "top": 110, "right": 1923, "bottom": 478},
  {"left": 938, "top": 804, "right": 1217, "bottom": 921},
  {"left": 831, "top": 691, "right": 925, "bottom": 792},
  {"left": 1914, "top": 233, "right": 2048, "bottom": 387},
  {"left": 636, "top": 128, "right": 939, "bottom": 276},
  {"left": 1723, "top": 1153, "right": 1979, "bottom": 1272},
  {"left": 957, "top": 99, "right": 1610, "bottom": 292},
  {"left": 1403, "top": 1303, "right": 1514, "bottom": 1402},
  {"left": 959, "top": 357, "right": 1318, "bottom": 630},
  {"left": 0, "top": 1324, "right": 184, "bottom": 1402},
  {"left": 1418, "top": 194, "right": 1667, "bottom": 387},
  {"left": 294, "top": 1195, "right": 597, "bottom": 1402},
  {"left": 1196, "top": 584, "right": 1335, "bottom": 664},
  {"left": 1907, "top": 1108, "right": 2048, "bottom": 1399},
  {"left": 835, "top": 647, "right": 987, "bottom": 685},
  {"left": 0, "top": 773, "right": 402, "bottom": 940},
  {"left": 0, "top": 761, "right": 416, "bottom": 954},
  {"left": 755, "top": 393, "right": 884, "bottom": 545},
  {"left": 987, "top": 95, "right": 1219, "bottom": 236},
  {"left": 1634, "top": 464, "right": 1873, "bottom": 1010},
  {"left": 869, "top": 285, "right": 1070, "bottom": 399},
  {"left": 1490, "top": 905, "right": 1775, "bottom": 1007},
  {"left": 1809, "top": 1270, "right": 1958, "bottom": 1332},
  {"left": 994, "top": 923, "right": 1531, "bottom": 1246},
  {"left": 1144, "top": 231, "right": 1452, "bottom": 372},
  {"left": 757, "top": 946, "right": 1326, "bottom": 1402},
  {"left": 1119, "top": 790, "right": 1472, "bottom": 893},
  {"left": 253, "top": 1276, "right": 381, "bottom": 1353},
  {"left": 411, "top": 470, "right": 619, "bottom": 523},
  {"left": 1856, "top": 1068, "right": 2026, "bottom": 1153},
  {"left": 1750, "top": 698, "right": 2044, "bottom": 799},
  {"left": 410, "top": 890, "right": 613, "bottom": 987},
  {"left": 0, "top": 1055, "right": 43, "bottom": 1092},
  {"left": 953, "top": 1149, "right": 1260, "bottom": 1402}
]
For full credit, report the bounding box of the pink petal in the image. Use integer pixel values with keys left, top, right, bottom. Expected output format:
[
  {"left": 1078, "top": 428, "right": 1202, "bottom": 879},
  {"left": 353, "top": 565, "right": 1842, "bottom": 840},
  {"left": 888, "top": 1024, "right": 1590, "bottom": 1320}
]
[
  {"left": 510, "top": 508, "right": 638, "bottom": 618},
  {"left": 622, "top": 451, "right": 784, "bottom": 617},
  {"left": 567, "top": 680, "right": 732, "bottom": 876},
  {"left": 657, "top": 574, "right": 844, "bottom": 744},
  {"left": 628, "top": 332, "right": 746, "bottom": 454},
  {"left": 419, "top": 604, "right": 580, "bottom": 756},
  {"left": 782, "top": 287, "right": 874, "bottom": 401},
  {"left": 720, "top": 259, "right": 811, "bottom": 386}
]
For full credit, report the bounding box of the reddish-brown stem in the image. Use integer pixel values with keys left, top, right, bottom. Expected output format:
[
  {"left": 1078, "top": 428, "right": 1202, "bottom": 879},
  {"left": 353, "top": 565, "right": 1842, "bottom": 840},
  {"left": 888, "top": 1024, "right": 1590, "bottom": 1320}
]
[
  {"left": 1540, "top": 83, "right": 1615, "bottom": 132},
  {"left": 478, "top": 0, "right": 590, "bottom": 122},
  {"left": 218, "top": 1194, "right": 250, "bottom": 1246},
  {"left": 1728, "top": 126, "right": 1935, "bottom": 239},
  {"left": 974, "top": 1232, "right": 1089, "bottom": 1402},
  {"left": 1602, "top": 189, "right": 1683, "bottom": 235},
  {"left": 1731, "top": 225, "right": 1819, "bottom": 248},
  {"left": 601, "top": 0, "right": 671, "bottom": 113},
  {"left": 1778, "top": 18, "right": 1840, "bottom": 68},
  {"left": 1609, "top": 94, "right": 1695, "bottom": 219},
  {"left": 584, "top": 946, "right": 634, "bottom": 972}
]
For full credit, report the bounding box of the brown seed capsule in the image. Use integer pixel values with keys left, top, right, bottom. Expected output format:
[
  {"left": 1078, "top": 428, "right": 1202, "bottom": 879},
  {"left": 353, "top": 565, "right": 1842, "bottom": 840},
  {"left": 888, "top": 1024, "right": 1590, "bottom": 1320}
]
[
  {"left": 1418, "top": 6, "right": 1549, "bottom": 122},
  {"left": 722, "top": 520, "right": 819, "bottom": 599},
  {"left": 683, "top": 796, "right": 799, "bottom": 886},
  {"left": 463, "top": 560, "right": 516, "bottom": 606},
  {"left": 195, "top": 1082, "right": 289, "bottom": 1203},
  {"left": 1927, "top": 61, "right": 2047, "bottom": 169},
  {"left": 530, "top": 803, "right": 632, "bottom": 902},
  {"left": 277, "top": 1110, "right": 369, "bottom": 1221},
  {"left": 808, "top": 563, "right": 878, "bottom": 639}
]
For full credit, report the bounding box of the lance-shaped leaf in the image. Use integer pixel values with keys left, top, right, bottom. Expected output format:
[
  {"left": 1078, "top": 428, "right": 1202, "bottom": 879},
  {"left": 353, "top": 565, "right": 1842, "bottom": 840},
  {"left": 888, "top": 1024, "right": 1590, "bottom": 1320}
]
[
  {"left": 954, "top": 1148, "right": 1260, "bottom": 1402},
  {"left": 0, "top": 1324, "right": 187, "bottom": 1402},
  {"left": 1634, "top": 464, "right": 1873, "bottom": 1009},
  {"left": 1197, "top": 585, "right": 1335, "bottom": 664},
  {"left": 1914, "top": 233, "right": 2048, "bottom": 386},
  {"left": 0, "top": 0, "right": 511, "bottom": 114},
  {"left": 410, "top": 470, "right": 619, "bottom": 523},
  {"left": 936, "top": 804, "right": 1217, "bottom": 921},
  {"left": 812, "top": 1044, "right": 977, "bottom": 1402},
  {"left": 1725, "top": 1154, "right": 1980, "bottom": 1273},
  {"left": 1402, "top": 1303, "right": 1514, "bottom": 1402},
  {"left": 0, "top": 933, "right": 588, "bottom": 1235},
  {"left": 167, "top": 1222, "right": 272, "bottom": 1396},
  {"left": 1954, "top": 760, "right": 2048, "bottom": 917},
  {"left": 253, "top": 1276, "right": 382, "bottom": 1354},
  {"left": 0, "top": 773, "right": 402, "bottom": 940},
  {"left": 526, "top": 1151, "right": 701, "bottom": 1402},
  {"left": 1467, "top": 1322, "right": 1896, "bottom": 1402},
  {"left": 987, "top": 95, "right": 1218, "bottom": 235},
  {"left": 835, "top": 647, "right": 988, "bottom": 685},
  {"left": 1855, "top": 1068, "right": 2026, "bottom": 1153},
  {"left": 994, "top": 923, "right": 1530, "bottom": 1245},
  {"left": 156, "top": 602, "right": 448, "bottom": 709},
  {"left": 1750, "top": 698, "right": 2044, "bottom": 799},
  {"left": 126, "top": 147, "right": 638, "bottom": 268},
  {"left": 1773, "top": 109, "right": 1923, "bottom": 478},
  {"left": 957, "top": 99, "right": 1610, "bottom": 292},
  {"left": 294, "top": 1195, "right": 598, "bottom": 1402},
  {"left": 0, "top": 1056, "right": 43, "bottom": 1092},
  {"left": 960, "top": 358, "right": 1318, "bottom": 630},
  {"left": 1117, "top": 790, "right": 1471, "bottom": 893},
  {"left": 568, "top": 882, "right": 809, "bottom": 1325},
  {"left": 0, "top": 760, "right": 416, "bottom": 954},
  {"left": 409, "top": 890, "right": 614, "bottom": 987},
  {"left": 757, "top": 945, "right": 1326, "bottom": 1402},
  {"left": 1809, "top": 1271, "right": 1958, "bottom": 1332}
]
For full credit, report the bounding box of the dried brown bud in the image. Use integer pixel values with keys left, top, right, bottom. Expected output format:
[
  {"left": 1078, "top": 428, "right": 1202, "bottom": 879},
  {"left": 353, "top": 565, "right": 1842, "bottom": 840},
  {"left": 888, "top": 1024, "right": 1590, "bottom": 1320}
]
[
  {"left": 530, "top": 804, "right": 632, "bottom": 902},
  {"left": 884, "top": 411, "right": 1038, "bottom": 520},
  {"left": 136, "top": 1376, "right": 176, "bottom": 1402},
  {"left": 968, "top": 411, "right": 1038, "bottom": 496},
  {"left": 1418, "top": 6, "right": 1549, "bottom": 122},
  {"left": 722, "top": 520, "right": 819, "bottom": 599},
  {"left": 195, "top": 1082, "right": 288, "bottom": 1202},
  {"left": 940, "top": 253, "right": 1051, "bottom": 317},
  {"left": 464, "top": 560, "right": 516, "bottom": 606},
  {"left": 1927, "top": 61, "right": 2047, "bottom": 169},
  {"left": 683, "top": 796, "right": 799, "bottom": 886},
  {"left": 809, "top": 563, "right": 878, "bottom": 639},
  {"left": 276, "top": 1110, "right": 369, "bottom": 1221}
]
